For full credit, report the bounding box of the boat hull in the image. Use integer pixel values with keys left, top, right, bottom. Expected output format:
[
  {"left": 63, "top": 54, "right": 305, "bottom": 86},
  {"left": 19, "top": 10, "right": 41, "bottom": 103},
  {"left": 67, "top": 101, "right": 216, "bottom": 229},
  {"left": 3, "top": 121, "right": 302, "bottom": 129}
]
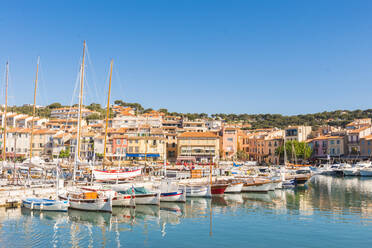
[
  {"left": 359, "top": 170, "right": 372, "bottom": 177},
  {"left": 59, "top": 196, "right": 112, "bottom": 212},
  {"left": 211, "top": 184, "right": 228, "bottom": 195},
  {"left": 112, "top": 195, "right": 135, "bottom": 207},
  {"left": 135, "top": 193, "right": 160, "bottom": 205},
  {"left": 242, "top": 182, "right": 271, "bottom": 192},
  {"left": 22, "top": 198, "right": 69, "bottom": 212},
  {"left": 224, "top": 183, "right": 243, "bottom": 193},
  {"left": 93, "top": 169, "right": 142, "bottom": 181},
  {"left": 160, "top": 191, "right": 186, "bottom": 202},
  {"left": 185, "top": 186, "right": 210, "bottom": 197}
]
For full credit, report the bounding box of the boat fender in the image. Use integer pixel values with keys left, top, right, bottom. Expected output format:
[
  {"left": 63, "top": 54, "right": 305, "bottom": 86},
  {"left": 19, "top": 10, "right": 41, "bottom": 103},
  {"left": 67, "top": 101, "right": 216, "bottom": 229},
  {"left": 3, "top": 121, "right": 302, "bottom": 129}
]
[
  {"left": 40, "top": 203, "right": 43, "bottom": 210},
  {"left": 31, "top": 202, "right": 34, "bottom": 210}
]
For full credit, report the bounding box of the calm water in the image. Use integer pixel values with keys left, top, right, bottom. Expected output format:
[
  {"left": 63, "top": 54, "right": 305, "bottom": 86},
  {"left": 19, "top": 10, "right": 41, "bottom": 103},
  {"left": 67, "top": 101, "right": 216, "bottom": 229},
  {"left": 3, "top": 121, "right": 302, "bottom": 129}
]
[{"left": 1, "top": 176, "right": 372, "bottom": 248}]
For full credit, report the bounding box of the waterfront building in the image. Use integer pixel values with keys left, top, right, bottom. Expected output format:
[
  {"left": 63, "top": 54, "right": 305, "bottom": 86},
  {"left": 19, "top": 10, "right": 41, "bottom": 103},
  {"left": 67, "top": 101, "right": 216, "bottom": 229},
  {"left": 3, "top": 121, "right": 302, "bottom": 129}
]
[
  {"left": 359, "top": 135, "right": 372, "bottom": 158},
  {"left": 285, "top": 126, "right": 312, "bottom": 142},
  {"left": 346, "top": 126, "right": 371, "bottom": 155},
  {"left": 177, "top": 132, "right": 220, "bottom": 163},
  {"left": 327, "top": 136, "right": 345, "bottom": 157},
  {"left": 1, "top": 128, "right": 30, "bottom": 159},
  {"left": 220, "top": 127, "right": 238, "bottom": 160},
  {"left": 126, "top": 136, "right": 166, "bottom": 161},
  {"left": 32, "top": 129, "right": 59, "bottom": 158}
]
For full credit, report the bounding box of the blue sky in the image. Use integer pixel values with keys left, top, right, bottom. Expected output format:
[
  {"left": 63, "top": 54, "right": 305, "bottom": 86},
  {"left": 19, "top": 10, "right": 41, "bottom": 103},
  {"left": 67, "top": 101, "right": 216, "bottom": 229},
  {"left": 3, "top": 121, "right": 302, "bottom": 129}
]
[{"left": 1, "top": 0, "right": 372, "bottom": 115}]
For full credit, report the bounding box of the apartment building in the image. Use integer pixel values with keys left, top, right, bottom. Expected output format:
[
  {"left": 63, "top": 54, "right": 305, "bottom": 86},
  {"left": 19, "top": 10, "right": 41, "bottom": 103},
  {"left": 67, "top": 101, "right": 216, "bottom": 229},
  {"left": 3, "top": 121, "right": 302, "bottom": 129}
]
[
  {"left": 50, "top": 107, "right": 96, "bottom": 119},
  {"left": 285, "top": 126, "right": 312, "bottom": 142},
  {"left": 177, "top": 132, "right": 220, "bottom": 163}
]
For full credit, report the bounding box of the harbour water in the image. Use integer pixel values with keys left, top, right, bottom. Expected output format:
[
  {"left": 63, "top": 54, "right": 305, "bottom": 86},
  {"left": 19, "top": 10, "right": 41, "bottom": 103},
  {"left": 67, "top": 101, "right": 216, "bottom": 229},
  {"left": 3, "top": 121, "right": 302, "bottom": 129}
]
[{"left": 1, "top": 176, "right": 372, "bottom": 247}]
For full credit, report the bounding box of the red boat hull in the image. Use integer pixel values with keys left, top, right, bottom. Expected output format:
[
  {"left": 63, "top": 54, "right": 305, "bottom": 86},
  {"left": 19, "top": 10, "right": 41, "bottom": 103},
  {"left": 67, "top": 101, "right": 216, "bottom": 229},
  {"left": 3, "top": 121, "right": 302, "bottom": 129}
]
[{"left": 211, "top": 184, "right": 228, "bottom": 195}]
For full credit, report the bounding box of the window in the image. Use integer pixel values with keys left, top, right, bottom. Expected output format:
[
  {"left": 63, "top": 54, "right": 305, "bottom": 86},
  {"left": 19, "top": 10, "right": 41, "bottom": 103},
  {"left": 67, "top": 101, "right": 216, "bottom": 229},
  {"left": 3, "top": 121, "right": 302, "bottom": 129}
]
[
  {"left": 116, "top": 140, "right": 121, "bottom": 145},
  {"left": 135, "top": 147, "right": 139, "bottom": 153},
  {"left": 116, "top": 148, "right": 121, "bottom": 154},
  {"left": 227, "top": 138, "right": 233, "bottom": 142},
  {"left": 337, "top": 140, "right": 340, "bottom": 144},
  {"left": 368, "top": 141, "right": 371, "bottom": 146},
  {"left": 128, "top": 147, "right": 133, "bottom": 153},
  {"left": 330, "top": 140, "right": 335, "bottom": 145},
  {"left": 153, "top": 140, "right": 156, "bottom": 146}
]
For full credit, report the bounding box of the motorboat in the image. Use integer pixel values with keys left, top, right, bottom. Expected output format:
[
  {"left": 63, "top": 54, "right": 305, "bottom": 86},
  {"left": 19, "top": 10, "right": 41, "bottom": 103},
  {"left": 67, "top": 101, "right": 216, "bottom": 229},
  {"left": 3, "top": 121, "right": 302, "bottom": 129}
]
[{"left": 241, "top": 178, "right": 272, "bottom": 192}]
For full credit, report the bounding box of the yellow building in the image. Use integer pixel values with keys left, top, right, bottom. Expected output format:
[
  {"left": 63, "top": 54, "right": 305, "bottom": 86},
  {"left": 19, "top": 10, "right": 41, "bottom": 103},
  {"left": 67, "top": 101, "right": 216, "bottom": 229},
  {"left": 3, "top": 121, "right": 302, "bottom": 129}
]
[{"left": 126, "top": 136, "right": 166, "bottom": 161}]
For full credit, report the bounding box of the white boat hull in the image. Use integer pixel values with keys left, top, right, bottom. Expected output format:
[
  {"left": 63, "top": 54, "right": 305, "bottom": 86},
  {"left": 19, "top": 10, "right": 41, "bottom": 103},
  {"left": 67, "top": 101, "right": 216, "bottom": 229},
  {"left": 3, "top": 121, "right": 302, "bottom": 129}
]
[
  {"left": 22, "top": 199, "right": 69, "bottom": 212},
  {"left": 185, "top": 186, "right": 210, "bottom": 197},
  {"left": 59, "top": 196, "right": 112, "bottom": 212},
  {"left": 343, "top": 169, "right": 359, "bottom": 176},
  {"left": 160, "top": 191, "right": 186, "bottom": 202},
  {"left": 93, "top": 169, "right": 142, "bottom": 181},
  {"left": 135, "top": 193, "right": 160, "bottom": 205},
  {"left": 112, "top": 195, "right": 135, "bottom": 207},
  {"left": 225, "top": 183, "right": 243, "bottom": 193},
  {"left": 242, "top": 182, "right": 272, "bottom": 192}
]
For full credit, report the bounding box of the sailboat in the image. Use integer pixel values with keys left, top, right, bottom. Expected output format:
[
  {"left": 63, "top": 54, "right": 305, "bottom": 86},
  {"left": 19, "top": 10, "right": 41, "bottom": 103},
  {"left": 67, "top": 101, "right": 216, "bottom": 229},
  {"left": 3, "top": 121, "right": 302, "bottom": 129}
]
[
  {"left": 21, "top": 58, "right": 69, "bottom": 211},
  {"left": 92, "top": 59, "right": 142, "bottom": 181},
  {"left": 58, "top": 41, "right": 112, "bottom": 212}
]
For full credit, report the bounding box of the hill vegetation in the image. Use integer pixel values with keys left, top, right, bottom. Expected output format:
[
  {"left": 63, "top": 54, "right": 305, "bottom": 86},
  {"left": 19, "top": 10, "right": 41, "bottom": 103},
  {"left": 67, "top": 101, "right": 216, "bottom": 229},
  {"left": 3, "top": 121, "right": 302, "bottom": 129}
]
[{"left": 4, "top": 101, "right": 372, "bottom": 129}]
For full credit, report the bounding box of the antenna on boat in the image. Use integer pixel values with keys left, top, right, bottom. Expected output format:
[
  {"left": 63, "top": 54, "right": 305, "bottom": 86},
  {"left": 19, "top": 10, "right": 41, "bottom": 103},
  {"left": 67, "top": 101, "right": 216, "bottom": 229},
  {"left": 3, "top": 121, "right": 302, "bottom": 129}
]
[
  {"left": 103, "top": 59, "right": 113, "bottom": 170},
  {"left": 74, "top": 40, "right": 86, "bottom": 183},
  {"left": 29, "top": 56, "right": 39, "bottom": 174}
]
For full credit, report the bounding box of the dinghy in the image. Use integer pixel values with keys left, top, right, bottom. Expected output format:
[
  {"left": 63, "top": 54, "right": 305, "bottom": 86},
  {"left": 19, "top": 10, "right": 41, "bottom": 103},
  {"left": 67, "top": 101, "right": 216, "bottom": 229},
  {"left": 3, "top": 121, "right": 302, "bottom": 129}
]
[{"left": 22, "top": 198, "right": 69, "bottom": 212}]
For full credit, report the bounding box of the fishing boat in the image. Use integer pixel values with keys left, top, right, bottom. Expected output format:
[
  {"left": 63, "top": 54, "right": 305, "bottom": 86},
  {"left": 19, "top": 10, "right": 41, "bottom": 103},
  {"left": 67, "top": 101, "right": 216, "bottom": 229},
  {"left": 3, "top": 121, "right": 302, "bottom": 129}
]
[
  {"left": 59, "top": 190, "right": 112, "bottom": 212},
  {"left": 119, "top": 187, "right": 160, "bottom": 205},
  {"left": 81, "top": 186, "right": 135, "bottom": 207},
  {"left": 92, "top": 168, "right": 142, "bottom": 181}
]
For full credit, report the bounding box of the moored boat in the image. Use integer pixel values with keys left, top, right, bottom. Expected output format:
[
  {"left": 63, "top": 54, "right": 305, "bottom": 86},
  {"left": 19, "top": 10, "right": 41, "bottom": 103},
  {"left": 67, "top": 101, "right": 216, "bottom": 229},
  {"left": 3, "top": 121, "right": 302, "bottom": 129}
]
[
  {"left": 22, "top": 198, "right": 69, "bottom": 212},
  {"left": 93, "top": 168, "right": 142, "bottom": 181},
  {"left": 119, "top": 187, "right": 160, "bottom": 205},
  {"left": 184, "top": 185, "right": 210, "bottom": 197},
  {"left": 211, "top": 184, "right": 228, "bottom": 195},
  {"left": 81, "top": 186, "right": 135, "bottom": 207},
  {"left": 224, "top": 182, "right": 244, "bottom": 193},
  {"left": 59, "top": 191, "right": 112, "bottom": 212},
  {"left": 242, "top": 179, "right": 272, "bottom": 192}
]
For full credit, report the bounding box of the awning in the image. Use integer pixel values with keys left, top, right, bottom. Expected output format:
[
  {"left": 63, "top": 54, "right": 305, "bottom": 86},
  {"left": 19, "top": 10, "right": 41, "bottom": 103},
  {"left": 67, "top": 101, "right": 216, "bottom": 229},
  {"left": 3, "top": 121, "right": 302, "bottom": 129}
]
[{"left": 126, "top": 153, "right": 160, "bottom": 158}]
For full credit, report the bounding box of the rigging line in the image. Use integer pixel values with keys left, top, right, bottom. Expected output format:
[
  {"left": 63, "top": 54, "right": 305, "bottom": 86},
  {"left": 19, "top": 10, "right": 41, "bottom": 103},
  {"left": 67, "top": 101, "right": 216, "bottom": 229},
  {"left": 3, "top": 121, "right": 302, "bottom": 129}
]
[
  {"left": 62, "top": 63, "right": 81, "bottom": 133},
  {"left": 114, "top": 66, "right": 126, "bottom": 103},
  {"left": 85, "top": 45, "right": 103, "bottom": 106}
]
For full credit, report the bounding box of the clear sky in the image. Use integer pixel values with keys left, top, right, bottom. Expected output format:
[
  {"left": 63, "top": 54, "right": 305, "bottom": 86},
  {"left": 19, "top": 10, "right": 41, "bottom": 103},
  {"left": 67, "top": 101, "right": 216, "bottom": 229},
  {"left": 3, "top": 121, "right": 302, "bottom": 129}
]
[{"left": 1, "top": 0, "right": 372, "bottom": 115}]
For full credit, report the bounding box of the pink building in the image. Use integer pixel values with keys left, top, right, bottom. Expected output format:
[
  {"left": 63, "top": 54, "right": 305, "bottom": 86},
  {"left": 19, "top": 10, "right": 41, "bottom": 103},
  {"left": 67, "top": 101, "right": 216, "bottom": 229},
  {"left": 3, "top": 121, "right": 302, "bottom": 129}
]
[{"left": 221, "top": 127, "right": 238, "bottom": 160}]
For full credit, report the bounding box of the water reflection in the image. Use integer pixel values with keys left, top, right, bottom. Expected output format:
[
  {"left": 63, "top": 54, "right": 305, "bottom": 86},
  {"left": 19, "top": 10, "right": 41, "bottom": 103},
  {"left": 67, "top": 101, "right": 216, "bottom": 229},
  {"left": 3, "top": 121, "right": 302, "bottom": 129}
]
[{"left": 1, "top": 176, "right": 372, "bottom": 247}]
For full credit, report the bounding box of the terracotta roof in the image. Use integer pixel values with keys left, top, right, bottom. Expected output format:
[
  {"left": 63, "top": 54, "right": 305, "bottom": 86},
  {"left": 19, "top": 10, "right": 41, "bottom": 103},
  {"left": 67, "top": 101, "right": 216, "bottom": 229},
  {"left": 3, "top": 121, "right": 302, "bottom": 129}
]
[
  {"left": 178, "top": 132, "right": 218, "bottom": 138},
  {"left": 349, "top": 126, "right": 370, "bottom": 134},
  {"left": 33, "top": 129, "right": 58, "bottom": 135}
]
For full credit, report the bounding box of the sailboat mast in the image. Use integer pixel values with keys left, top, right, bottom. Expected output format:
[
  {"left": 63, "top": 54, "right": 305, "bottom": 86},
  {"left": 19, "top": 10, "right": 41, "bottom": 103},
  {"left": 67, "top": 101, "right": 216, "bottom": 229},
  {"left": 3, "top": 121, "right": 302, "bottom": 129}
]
[
  {"left": 74, "top": 41, "right": 86, "bottom": 182},
  {"left": 29, "top": 57, "right": 39, "bottom": 161},
  {"left": 103, "top": 59, "right": 113, "bottom": 169},
  {"left": 2, "top": 62, "right": 9, "bottom": 162}
]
